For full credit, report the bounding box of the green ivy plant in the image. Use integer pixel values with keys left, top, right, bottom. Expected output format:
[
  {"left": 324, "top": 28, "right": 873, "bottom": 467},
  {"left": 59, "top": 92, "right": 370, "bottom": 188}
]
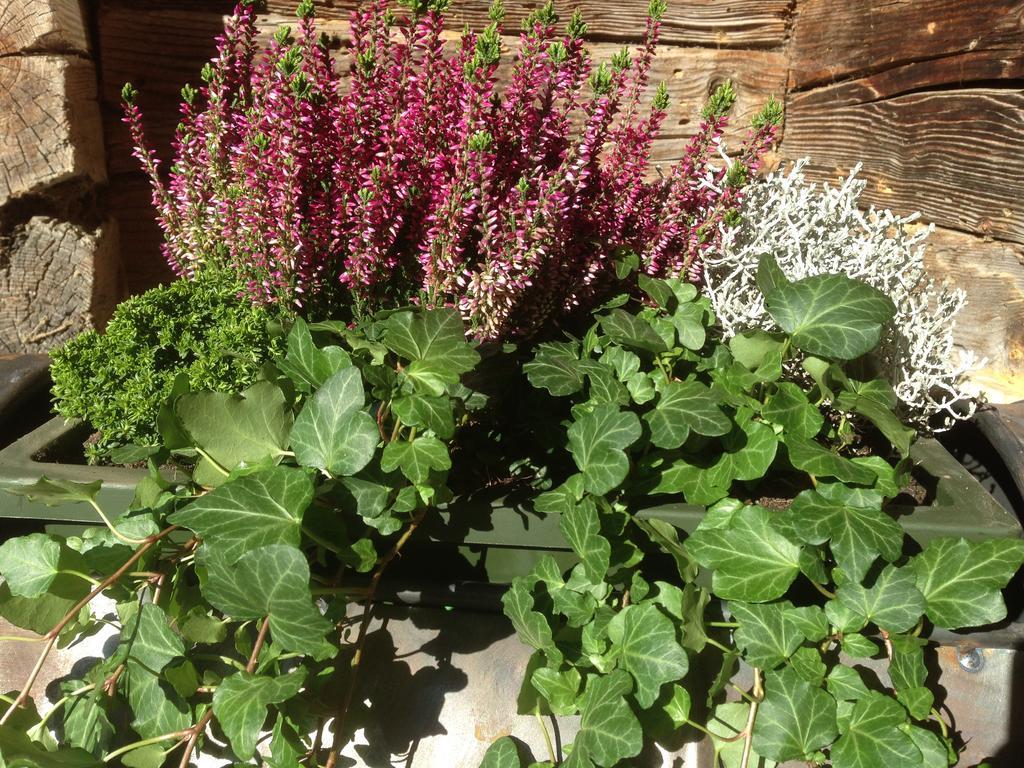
[
  {"left": 0, "top": 307, "right": 480, "bottom": 767},
  {"left": 0, "top": 262, "right": 1021, "bottom": 767},
  {"left": 485, "top": 256, "right": 1024, "bottom": 768}
]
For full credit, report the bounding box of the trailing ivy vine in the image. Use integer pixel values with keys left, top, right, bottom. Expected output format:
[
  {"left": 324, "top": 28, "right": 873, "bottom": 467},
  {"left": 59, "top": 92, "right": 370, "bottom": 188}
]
[{"left": 0, "top": 260, "right": 1021, "bottom": 767}]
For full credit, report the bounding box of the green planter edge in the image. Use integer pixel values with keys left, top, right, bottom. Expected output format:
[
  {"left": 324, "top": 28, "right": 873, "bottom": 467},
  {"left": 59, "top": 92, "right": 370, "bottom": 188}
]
[{"left": 1, "top": 415, "right": 1020, "bottom": 584}]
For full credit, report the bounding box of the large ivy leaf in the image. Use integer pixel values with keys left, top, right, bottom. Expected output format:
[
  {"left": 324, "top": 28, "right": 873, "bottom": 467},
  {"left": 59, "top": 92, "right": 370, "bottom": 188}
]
[
  {"left": 380, "top": 437, "right": 451, "bottom": 484},
  {"left": 564, "top": 670, "right": 643, "bottom": 767},
  {"left": 781, "top": 490, "right": 903, "bottom": 583},
  {"left": 827, "top": 565, "right": 925, "bottom": 633},
  {"left": 383, "top": 308, "right": 479, "bottom": 379},
  {"left": 176, "top": 381, "right": 292, "bottom": 475},
  {"left": 826, "top": 666, "right": 871, "bottom": 702},
  {"left": 213, "top": 670, "right": 306, "bottom": 760},
  {"left": 645, "top": 380, "right": 730, "bottom": 449},
  {"left": 607, "top": 603, "right": 689, "bottom": 708},
  {"left": 62, "top": 689, "right": 114, "bottom": 754},
  {"left": 785, "top": 437, "right": 877, "bottom": 485},
  {"left": 122, "top": 661, "right": 190, "bottom": 740},
  {"left": 829, "top": 692, "right": 920, "bottom": 768},
  {"left": 201, "top": 544, "right": 331, "bottom": 655},
  {"left": 753, "top": 667, "right": 838, "bottom": 762},
  {"left": 119, "top": 603, "right": 185, "bottom": 673},
  {"left": 169, "top": 467, "right": 313, "bottom": 563},
  {"left": 391, "top": 394, "right": 455, "bottom": 439},
  {"left": 762, "top": 382, "right": 823, "bottom": 439},
  {"left": 559, "top": 498, "right": 611, "bottom": 585},
  {"left": 479, "top": 736, "right": 522, "bottom": 768},
  {"left": 757, "top": 255, "right": 896, "bottom": 360},
  {"left": 291, "top": 367, "right": 379, "bottom": 476},
  {"left": 686, "top": 506, "right": 800, "bottom": 602},
  {"left": 277, "top": 317, "right": 351, "bottom": 392},
  {"left": 601, "top": 309, "right": 668, "bottom": 353},
  {"left": 567, "top": 404, "right": 641, "bottom": 495},
  {"left": 910, "top": 537, "right": 1024, "bottom": 629},
  {"left": 729, "top": 601, "right": 804, "bottom": 669},
  {"left": 0, "top": 533, "right": 82, "bottom": 598},
  {"left": 704, "top": 409, "right": 779, "bottom": 488}
]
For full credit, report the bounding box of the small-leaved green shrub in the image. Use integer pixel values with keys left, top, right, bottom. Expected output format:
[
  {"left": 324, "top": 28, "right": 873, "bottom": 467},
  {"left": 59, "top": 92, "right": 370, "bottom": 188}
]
[{"left": 50, "top": 271, "right": 286, "bottom": 460}]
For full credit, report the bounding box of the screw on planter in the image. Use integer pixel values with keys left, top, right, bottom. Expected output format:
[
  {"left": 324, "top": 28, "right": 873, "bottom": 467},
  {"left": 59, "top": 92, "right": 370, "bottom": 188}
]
[{"left": 956, "top": 645, "right": 985, "bottom": 673}]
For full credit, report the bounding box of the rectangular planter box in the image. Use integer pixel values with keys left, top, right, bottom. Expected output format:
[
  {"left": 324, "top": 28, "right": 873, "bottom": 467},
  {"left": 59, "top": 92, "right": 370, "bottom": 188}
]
[{"left": 2, "top": 415, "right": 1021, "bottom": 583}]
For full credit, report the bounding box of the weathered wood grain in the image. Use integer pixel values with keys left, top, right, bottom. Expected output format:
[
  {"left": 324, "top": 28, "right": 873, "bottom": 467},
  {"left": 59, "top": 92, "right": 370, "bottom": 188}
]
[
  {"left": 0, "top": 55, "right": 106, "bottom": 204},
  {"left": 919, "top": 226, "right": 1024, "bottom": 378},
  {"left": 0, "top": 217, "right": 119, "bottom": 353},
  {"left": 0, "top": 0, "right": 90, "bottom": 56},
  {"left": 781, "top": 62, "right": 1024, "bottom": 245},
  {"left": 789, "top": 0, "right": 1024, "bottom": 89},
  {"left": 106, "top": 174, "right": 177, "bottom": 294},
  {"left": 263, "top": 0, "right": 793, "bottom": 47}
]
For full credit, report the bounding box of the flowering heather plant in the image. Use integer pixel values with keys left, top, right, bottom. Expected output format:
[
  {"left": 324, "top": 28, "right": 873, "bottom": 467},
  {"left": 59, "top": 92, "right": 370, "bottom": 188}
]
[{"left": 124, "top": 0, "right": 781, "bottom": 339}]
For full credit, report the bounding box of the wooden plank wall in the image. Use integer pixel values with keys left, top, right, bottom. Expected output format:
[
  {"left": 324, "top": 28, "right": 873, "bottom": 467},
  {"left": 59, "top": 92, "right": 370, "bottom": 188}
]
[{"left": 87, "top": 0, "right": 1024, "bottom": 389}]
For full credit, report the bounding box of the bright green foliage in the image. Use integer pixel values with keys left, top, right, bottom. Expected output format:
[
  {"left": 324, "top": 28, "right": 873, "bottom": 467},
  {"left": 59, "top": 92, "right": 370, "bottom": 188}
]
[
  {"left": 50, "top": 271, "right": 286, "bottom": 460},
  {"left": 212, "top": 671, "right": 305, "bottom": 760}
]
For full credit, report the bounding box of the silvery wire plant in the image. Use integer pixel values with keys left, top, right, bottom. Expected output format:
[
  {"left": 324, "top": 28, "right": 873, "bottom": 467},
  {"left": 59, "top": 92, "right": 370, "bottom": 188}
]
[{"left": 705, "top": 160, "right": 977, "bottom": 430}]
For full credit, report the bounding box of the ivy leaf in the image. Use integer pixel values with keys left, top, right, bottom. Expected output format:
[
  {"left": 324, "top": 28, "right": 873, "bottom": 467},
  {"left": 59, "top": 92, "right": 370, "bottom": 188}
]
[
  {"left": 607, "top": 603, "right": 689, "bottom": 708},
  {"left": 567, "top": 404, "right": 641, "bottom": 495},
  {"left": 757, "top": 255, "right": 896, "bottom": 360},
  {"left": 706, "top": 409, "right": 779, "bottom": 486},
  {"left": 784, "top": 605, "right": 829, "bottom": 642},
  {"left": 277, "top": 317, "right": 351, "bottom": 392},
  {"left": 888, "top": 634, "right": 927, "bottom": 691},
  {"left": 122, "top": 661, "right": 190, "bottom": 740},
  {"left": 827, "top": 565, "right": 925, "bottom": 633},
  {"left": 829, "top": 692, "right": 920, "bottom": 768},
  {"left": 785, "top": 436, "right": 877, "bottom": 485},
  {"left": 502, "top": 577, "right": 562, "bottom": 665},
  {"left": 0, "top": 576, "right": 88, "bottom": 637},
  {"left": 782, "top": 490, "right": 903, "bottom": 583},
  {"left": 826, "top": 666, "right": 871, "bottom": 702},
  {"left": 686, "top": 506, "right": 800, "bottom": 602},
  {"left": 789, "top": 647, "right": 827, "bottom": 685},
  {"left": 62, "top": 690, "right": 114, "bottom": 753},
  {"left": 729, "top": 330, "right": 786, "bottom": 373},
  {"left": 753, "top": 667, "right": 838, "bottom": 762},
  {"left": 380, "top": 437, "right": 451, "bottom": 484},
  {"left": 762, "top": 382, "right": 823, "bottom": 439},
  {"left": 534, "top": 558, "right": 598, "bottom": 627},
  {"left": 729, "top": 601, "right": 804, "bottom": 669},
  {"left": 0, "top": 533, "right": 80, "bottom": 598},
  {"left": 564, "top": 670, "right": 643, "bottom": 768},
  {"left": 0, "top": 476, "right": 101, "bottom": 507},
  {"left": 480, "top": 736, "right": 522, "bottom": 768},
  {"left": 391, "top": 394, "right": 455, "bottom": 439},
  {"left": 119, "top": 603, "right": 185, "bottom": 673},
  {"left": 169, "top": 467, "right": 313, "bottom": 563},
  {"left": 601, "top": 309, "right": 668, "bottom": 353},
  {"left": 841, "top": 634, "right": 879, "bottom": 659},
  {"left": 176, "top": 381, "right": 292, "bottom": 476},
  {"left": 836, "top": 382, "right": 914, "bottom": 457},
  {"left": 201, "top": 545, "right": 332, "bottom": 655},
  {"left": 559, "top": 498, "right": 611, "bottom": 585},
  {"left": 709, "top": 702, "right": 778, "bottom": 768},
  {"left": 906, "top": 725, "right": 949, "bottom": 766},
  {"left": 645, "top": 380, "right": 730, "bottom": 449},
  {"left": 531, "top": 665, "right": 582, "bottom": 716},
  {"left": 524, "top": 343, "right": 584, "bottom": 396},
  {"left": 383, "top": 308, "right": 479, "bottom": 376},
  {"left": 910, "top": 537, "right": 1024, "bottom": 629},
  {"left": 291, "top": 367, "right": 379, "bottom": 476},
  {"left": 896, "top": 686, "right": 934, "bottom": 721},
  {"left": 212, "top": 671, "right": 306, "bottom": 760},
  {"left": 0, "top": 726, "right": 101, "bottom": 768}
]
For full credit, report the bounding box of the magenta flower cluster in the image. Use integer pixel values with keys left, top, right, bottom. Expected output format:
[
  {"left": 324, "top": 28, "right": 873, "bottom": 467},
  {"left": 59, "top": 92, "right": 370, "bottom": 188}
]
[{"left": 124, "top": 0, "right": 781, "bottom": 339}]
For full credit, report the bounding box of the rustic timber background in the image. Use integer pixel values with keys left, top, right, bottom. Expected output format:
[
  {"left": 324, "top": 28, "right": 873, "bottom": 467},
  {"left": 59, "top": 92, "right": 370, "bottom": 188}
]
[{"left": 2, "top": 0, "right": 1023, "bottom": 393}]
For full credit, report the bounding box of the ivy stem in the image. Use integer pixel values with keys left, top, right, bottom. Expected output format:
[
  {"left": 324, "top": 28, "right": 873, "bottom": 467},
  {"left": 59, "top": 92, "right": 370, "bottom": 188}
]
[
  {"left": 389, "top": 416, "right": 403, "bottom": 443},
  {"left": 63, "top": 569, "right": 101, "bottom": 586},
  {"left": 809, "top": 579, "right": 836, "bottom": 600},
  {"left": 709, "top": 621, "right": 739, "bottom": 629},
  {"left": 87, "top": 499, "right": 150, "bottom": 545},
  {"left": 303, "top": 525, "right": 343, "bottom": 554},
  {"left": 194, "top": 447, "right": 230, "bottom": 477},
  {"left": 0, "top": 525, "right": 177, "bottom": 726},
  {"left": 729, "top": 683, "right": 756, "bottom": 703},
  {"left": 929, "top": 707, "right": 949, "bottom": 739},
  {"left": 0, "top": 635, "right": 42, "bottom": 643},
  {"left": 324, "top": 506, "right": 430, "bottom": 768},
  {"left": 535, "top": 707, "right": 556, "bottom": 765},
  {"left": 705, "top": 637, "right": 733, "bottom": 654},
  {"left": 682, "top": 718, "right": 717, "bottom": 738},
  {"left": 176, "top": 617, "right": 270, "bottom": 768},
  {"left": 104, "top": 729, "right": 192, "bottom": 763},
  {"left": 739, "top": 668, "right": 763, "bottom": 768},
  {"left": 34, "top": 683, "right": 96, "bottom": 731}
]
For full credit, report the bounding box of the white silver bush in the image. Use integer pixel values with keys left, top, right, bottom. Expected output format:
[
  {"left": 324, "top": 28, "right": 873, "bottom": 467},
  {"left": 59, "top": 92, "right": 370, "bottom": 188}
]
[{"left": 706, "top": 159, "right": 977, "bottom": 430}]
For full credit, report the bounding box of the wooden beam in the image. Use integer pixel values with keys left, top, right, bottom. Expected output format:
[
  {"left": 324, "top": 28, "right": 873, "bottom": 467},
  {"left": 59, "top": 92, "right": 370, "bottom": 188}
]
[{"left": 0, "top": 0, "right": 90, "bottom": 56}]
